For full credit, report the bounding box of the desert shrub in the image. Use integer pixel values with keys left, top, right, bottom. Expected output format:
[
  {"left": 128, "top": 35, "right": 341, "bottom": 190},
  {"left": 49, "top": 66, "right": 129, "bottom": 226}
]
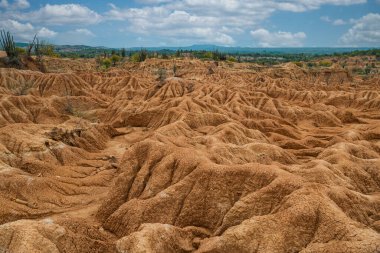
[
  {"left": 364, "top": 66, "right": 371, "bottom": 75},
  {"left": 319, "top": 61, "right": 332, "bottom": 67},
  {"left": 130, "top": 53, "right": 140, "bottom": 62},
  {"left": 173, "top": 64, "right": 178, "bottom": 76},
  {"left": 157, "top": 68, "right": 167, "bottom": 86},
  {"left": 102, "top": 58, "right": 111, "bottom": 69},
  {"left": 227, "top": 56, "right": 237, "bottom": 62},
  {"left": 130, "top": 50, "right": 148, "bottom": 62},
  {"left": 111, "top": 54, "right": 121, "bottom": 66},
  {"left": 352, "top": 67, "right": 364, "bottom": 75},
  {"left": 203, "top": 52, "right": 213, "bottom": 59},
  {"left": 16, "top": 47, "right": 26, "bottom": 55},
  {"left": 307, "top": 62, "right": 316, "bottom": 68},
  {"left": 293, "top": 61, "right": 303, "bottom": 67},
  {"left": 14, "top": 80, "right": 33, "bottom": 96}
]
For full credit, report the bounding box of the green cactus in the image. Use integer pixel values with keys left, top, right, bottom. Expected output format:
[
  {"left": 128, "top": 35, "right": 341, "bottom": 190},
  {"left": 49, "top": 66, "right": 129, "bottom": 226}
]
[{"left": 0, "top": 30, "right": 18, "bottom": 58}]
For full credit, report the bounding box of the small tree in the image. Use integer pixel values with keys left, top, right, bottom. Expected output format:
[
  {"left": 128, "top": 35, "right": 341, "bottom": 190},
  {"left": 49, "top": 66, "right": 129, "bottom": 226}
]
[
  {"left": 364, "top": 66, "right": 371, "bottom": 75},
  {"left": 34, "top": 38, "right": 44, "bottom": 63},
  {"left": 173, "top": 63, "right": 178, "bottom": 77},
  {"left": 227, "top": 56, "right": 237, "bottom": 62},
  {"left": 102, "top": 58, "right": 111, "bottom": 69},
  {"left": 111, "top": 54, "right": 121, "bottom": 66},
  {"left": 130, "top": 52, "right": 140, "bottom": 62},
  {"left": 175, "top": 50, "right": 181, "bottom": 58},
  {"left": 139, "top": 49, "right": 147, "bottom": 61},
  {"left": 27, "top": 34, "right": 37, "bottom": 57},
  {"left": 130, "top": 49, "right": 148, "bottom": 62},
  {"left": 121, "top": 48, "right": 126, "bottom": 58},
  {"left": 157, "top": 68, "right": 167, "bottom": 86}
]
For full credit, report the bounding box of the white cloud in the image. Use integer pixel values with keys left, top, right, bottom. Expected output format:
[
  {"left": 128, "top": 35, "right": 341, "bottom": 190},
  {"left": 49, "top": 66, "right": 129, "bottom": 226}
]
[
  {"left": 321, "top": 15, "right": 358, "bottom": 25},
  {"left": 340, "top": 13, "right": 380, "bottom": 46},
  {"left": 13, "top": 0, "right": 29, "bottom": 9},
  {"left": 0, "top": 19, "right": 56, "bottom": 41},
  {"left": 20, "top": 4, "right": 102, "bottom": 25},
  {"left": 105, "top": 0, "right": 365, "bottom": 46},
  {"left": 38, "top": 27, "right": 57, "bottom": 38},
  {"left": 107, "top": 7, "right": 235, "bottom": 45},
  {"left": 72, "top": 28, "right": 95, "bottom": 37},
  {"left": 0, "top": 0, "right": 29, "bottom": 9},
  {"left": 250, "top": 29, "right": 306, "bottom": 47},
  {"left": 332, "top": 19, "right": 347, "bottom": 25},
  {"left": 0, "top": 0, "right": 8, "bottom": 8},
  {"left": 54, "top": 29, "right": 96, "bottom": 45},
  {"left": 320, "top": 16, "right": 332, "bottom": 22}
]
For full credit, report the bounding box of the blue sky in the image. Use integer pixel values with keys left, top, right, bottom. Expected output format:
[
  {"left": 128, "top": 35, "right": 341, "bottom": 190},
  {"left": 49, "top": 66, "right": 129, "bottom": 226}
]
[{"left": 0, "top": 0, "right": 379, "bottom": 47}]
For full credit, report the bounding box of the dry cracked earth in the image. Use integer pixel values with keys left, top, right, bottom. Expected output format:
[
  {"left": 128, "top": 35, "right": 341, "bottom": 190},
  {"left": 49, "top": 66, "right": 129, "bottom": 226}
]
[{"left": 0, "top": 58, "right": 379, "bottom": 253}]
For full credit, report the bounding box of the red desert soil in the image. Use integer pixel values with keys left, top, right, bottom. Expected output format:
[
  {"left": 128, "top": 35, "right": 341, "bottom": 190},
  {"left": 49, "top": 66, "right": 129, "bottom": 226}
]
[{"left": 0, "top": 58, "right": 379, "bottom": 252}]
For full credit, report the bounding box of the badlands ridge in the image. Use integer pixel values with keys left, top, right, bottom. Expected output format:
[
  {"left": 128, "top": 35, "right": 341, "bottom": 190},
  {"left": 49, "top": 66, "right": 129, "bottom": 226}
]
[{"left": 0, "top": 58, "right": 379, "bottom": 252}]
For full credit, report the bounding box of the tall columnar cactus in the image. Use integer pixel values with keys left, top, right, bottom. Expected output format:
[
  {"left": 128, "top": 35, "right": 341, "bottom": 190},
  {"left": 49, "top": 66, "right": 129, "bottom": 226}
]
[{"left": 0, "top": 30, "right": 18, "bottom": 58}]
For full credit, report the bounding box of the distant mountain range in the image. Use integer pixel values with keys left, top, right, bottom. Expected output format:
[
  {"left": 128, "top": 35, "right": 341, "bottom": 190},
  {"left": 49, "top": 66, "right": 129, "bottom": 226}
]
[{"left": 15, "top": 42, "right": 376, "bottom": 55}]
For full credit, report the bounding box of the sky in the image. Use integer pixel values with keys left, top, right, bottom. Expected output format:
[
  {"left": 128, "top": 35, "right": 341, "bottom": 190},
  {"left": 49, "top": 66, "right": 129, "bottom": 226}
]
[{"left": 0, "top": 0, "right": 379, "bottom": 48}]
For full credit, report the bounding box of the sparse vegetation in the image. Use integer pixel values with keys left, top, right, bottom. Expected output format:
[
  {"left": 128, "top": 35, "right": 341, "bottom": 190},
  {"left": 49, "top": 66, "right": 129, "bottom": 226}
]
[
  {"left": 130, "top": 49, "right": 148, "bottom": 62},
  {"left": 157, "top": 68, "right": 167, "bottom": 86},
  {"left": 14, "top": 80, "right": 33, "bottom": 96},
  {"left": 111, "top": 54, "right": 121, "bottom": 66},
  {"left": 173, "top": 63, "right": 178, "bottom": 77},
  {"left": 319, "top": 61, "right": 332, "bottom": 67},
  {"left": 0, "top": 30, "right": 22, "bottom": 68},
  {"left": 0, "top": 30, "right": 18, "bottom": 59},
  {"left": 102, "top": 58, "right": 112, "bottom": 69},
  {"left": 227, "top": 56, "right": 237, "bottom": 62}
]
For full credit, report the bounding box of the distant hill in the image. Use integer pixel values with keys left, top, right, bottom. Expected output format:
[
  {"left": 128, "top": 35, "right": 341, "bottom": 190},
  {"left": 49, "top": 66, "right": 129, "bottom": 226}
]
[
  {"left": 15, "top": 42, "right": 376, "bottom": 55},
  {"left": 127, "top": 45, "right": 375, "bottom": 55}
]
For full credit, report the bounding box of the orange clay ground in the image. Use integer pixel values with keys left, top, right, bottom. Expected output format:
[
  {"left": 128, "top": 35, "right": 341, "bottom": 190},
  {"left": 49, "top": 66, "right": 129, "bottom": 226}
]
[{"left": 0, "top": 55, "right": 379, "bottom": 252}]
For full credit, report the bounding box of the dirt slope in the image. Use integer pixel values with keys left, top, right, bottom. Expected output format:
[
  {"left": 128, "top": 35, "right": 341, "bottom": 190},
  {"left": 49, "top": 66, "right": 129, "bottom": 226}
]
[{"left": 0, "top": 59, "right": 379, "bottom": 253}]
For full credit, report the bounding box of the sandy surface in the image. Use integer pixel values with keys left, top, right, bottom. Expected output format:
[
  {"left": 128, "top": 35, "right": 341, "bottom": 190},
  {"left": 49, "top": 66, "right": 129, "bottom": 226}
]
[{"left": 0, "top": 58, "right": 379, "bottom": 252}]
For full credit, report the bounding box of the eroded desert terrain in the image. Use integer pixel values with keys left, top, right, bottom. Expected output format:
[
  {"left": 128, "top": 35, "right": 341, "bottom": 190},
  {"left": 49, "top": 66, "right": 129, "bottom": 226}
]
[{"left": 0, "top": 58, "right": 379, "bottom": 252}]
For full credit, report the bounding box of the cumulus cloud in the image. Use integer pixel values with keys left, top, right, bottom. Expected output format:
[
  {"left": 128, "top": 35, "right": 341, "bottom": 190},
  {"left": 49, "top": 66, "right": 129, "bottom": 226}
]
[
  {"left": 54, "top": 28, "right": 97, "bottom": 45},
  {"left": 250, "top": 29, "right": 306, "bottom": 47},
  {"left": 19, "top": 4, "right": 102, "bottom": 25},
  {"left": 0, "top": 19, "right": 56, "bottom": 41},
  {"left": 13, "top": 0, "right": 29, "bottom": 9},
  {"left": 340, "top": 13, "right": 380, "bottom": 46},
  {"left": 72, "top": 28, "right": 95, "bottom": 37},
  {"left": 105, "top": 0, "right": 365, "bottom": 45},
  {"left": 321, "top": 15, "right": 357, "bottom": 25},
  {"left": 107, "top": 7, "right": 235, "bottom": 45},
  {"left": 0, "top": 0, "right": 8, "bottom": 8},
  {"left": 0, "top": 0, "right": 29, "bottom": 9}
]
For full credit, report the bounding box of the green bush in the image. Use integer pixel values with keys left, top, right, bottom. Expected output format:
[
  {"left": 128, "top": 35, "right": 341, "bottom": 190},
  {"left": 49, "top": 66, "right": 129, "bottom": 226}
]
[
  {"left": 227, "top": 56, "right": 237, "bottom": 62},
  {"left": 319, "top": 61, "right": 332, "bottom": 67},
  {"left": 130, "top": 53, "right": 140, "bottom": 62},
  {"left": 203, "top": 52, "right": 213, "bottom": 59},
  {"left": 102, "top": 58, "right": 111, "bottom": 69},
  {"left": 111, "top": 54, "right": 121, "bottom": 66},
  {"left": 130, "top": 50, "right": 148, "bottom": 62},
  {"left": 16, "top": 47, "right": 26, "bottom": 55}
]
